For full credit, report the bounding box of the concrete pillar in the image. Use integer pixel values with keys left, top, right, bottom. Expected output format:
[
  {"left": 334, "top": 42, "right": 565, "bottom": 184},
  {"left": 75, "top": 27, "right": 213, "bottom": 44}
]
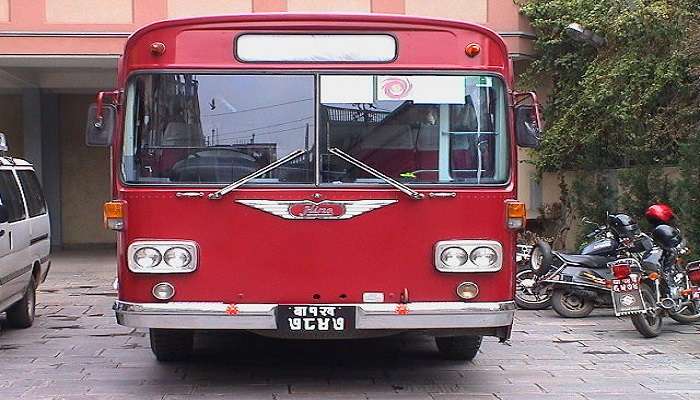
[
  {"left": 22, "top": 88, "right": 42, "bottom": 180},
  {"left": 22, "top": 89, "right": 62, "bottom": 247},
  {"left": 41, "top": 93, "right": 62, "bottom": 248}
]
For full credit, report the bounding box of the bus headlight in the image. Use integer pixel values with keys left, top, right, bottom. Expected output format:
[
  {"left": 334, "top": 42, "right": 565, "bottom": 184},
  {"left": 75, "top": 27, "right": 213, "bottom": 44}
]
[
  {"left": 164, "top": 247, "right": 192, "bottom": 269},
  {"left": 470, "top": 247, "right": 498, "bottom": 268},
  {"left": 128, "top": 241, "right": 198, "bottom": 273},
  {"left": 134, "top": 247, "right": 162, "bottom": 268},
  {"left": 440, "top": 247, "right": 468, "bottom": 268},
  {"left": 434, "top": 240, "right": 502, "bottom": 272}
]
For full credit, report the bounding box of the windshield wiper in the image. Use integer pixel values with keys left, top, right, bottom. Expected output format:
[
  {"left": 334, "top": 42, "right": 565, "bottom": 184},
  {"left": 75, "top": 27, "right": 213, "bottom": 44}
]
[
  {"left": 329, "top": 147, "right": 424, "bottom": 200},
  {"left": 208, "top": 149, "right": 307, "bottom": 200}
]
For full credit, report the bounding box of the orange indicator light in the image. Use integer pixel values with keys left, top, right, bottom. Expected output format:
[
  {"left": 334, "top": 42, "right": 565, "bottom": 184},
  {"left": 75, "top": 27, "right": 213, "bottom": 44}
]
[
  {"left": 506, "top": 201, "right": 526, "bottom": 230},
  {"left": 150, "top": 42, "right": 166, "bottom": 56},
  {"left": 103, "top": 201, "right": 125, "bottom": 231},
  {"left": 395, "top": 304, "right": 409, "bottom": 315},
  {"left": 226, "top": 304, "right": 240, "bottom": 315},
  {"left": 465, "top": 43, "right": 481, "bottom": 57}
]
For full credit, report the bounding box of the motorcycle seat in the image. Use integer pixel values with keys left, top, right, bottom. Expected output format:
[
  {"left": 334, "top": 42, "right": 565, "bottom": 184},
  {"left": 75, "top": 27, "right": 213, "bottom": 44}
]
[{"left": 557, "top": 253, "right": 611, "bottom": 269}]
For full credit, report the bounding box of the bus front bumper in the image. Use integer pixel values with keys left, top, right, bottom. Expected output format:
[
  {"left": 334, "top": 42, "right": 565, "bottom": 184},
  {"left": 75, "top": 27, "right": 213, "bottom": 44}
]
[{"left": 114, "top": 300, "right": 515, "bottom": 337}]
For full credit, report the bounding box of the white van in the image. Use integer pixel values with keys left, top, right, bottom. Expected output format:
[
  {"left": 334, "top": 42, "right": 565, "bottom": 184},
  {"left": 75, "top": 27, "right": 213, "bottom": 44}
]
[{"left": 0, "top": 133, "right": 50, "bottom": 329}]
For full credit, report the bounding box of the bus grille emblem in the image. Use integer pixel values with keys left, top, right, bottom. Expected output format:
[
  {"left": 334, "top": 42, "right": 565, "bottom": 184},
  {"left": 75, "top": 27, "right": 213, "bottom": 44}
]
[{"left": 236, "top": 199, "right": 397, "bottom": 220}]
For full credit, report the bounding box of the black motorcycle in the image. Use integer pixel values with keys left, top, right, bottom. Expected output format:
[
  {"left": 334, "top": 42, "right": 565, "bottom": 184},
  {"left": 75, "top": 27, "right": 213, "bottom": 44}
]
[
  {"left": 609, "top": 224, "right": 700, "bottom": 337},
  {"left": 520, "top": 214, "right": 652, "bottom": 318}
]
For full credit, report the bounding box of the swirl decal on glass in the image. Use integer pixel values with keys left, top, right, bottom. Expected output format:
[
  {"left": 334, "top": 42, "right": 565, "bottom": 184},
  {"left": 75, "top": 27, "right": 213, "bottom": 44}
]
[{"left": 381, "top": 77, "right": 413, "bottom": 100}]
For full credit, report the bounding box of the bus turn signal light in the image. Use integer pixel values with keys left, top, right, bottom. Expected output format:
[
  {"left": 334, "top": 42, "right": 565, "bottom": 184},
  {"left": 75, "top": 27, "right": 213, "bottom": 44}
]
[
  {"left": 465, "top": 43, "right": 481, "bottom": 57},
  {"left": 104, "top": 201, "right": 125, "bottom": 231},
  {"left": 506, "top": 201, "right": 526, "bottom": 230}
]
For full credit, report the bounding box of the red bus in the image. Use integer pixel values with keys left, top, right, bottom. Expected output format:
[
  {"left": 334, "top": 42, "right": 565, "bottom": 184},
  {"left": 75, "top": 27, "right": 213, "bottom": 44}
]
[{"left": 86, "top": 13, "right": 542, "bottom": 361}]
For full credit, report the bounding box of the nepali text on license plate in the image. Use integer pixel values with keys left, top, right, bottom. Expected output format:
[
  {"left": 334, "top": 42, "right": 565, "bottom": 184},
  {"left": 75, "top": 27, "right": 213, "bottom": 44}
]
[
  {"left": 611, "top": 275, "right": 645, "bottom": 316},
  {"left": 277, "top": 305, "right": 355, "bottom": 335}
]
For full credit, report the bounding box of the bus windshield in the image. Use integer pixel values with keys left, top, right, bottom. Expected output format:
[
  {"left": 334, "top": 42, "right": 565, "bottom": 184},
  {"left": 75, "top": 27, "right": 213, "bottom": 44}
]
[{"left": 122, "top": 73, "right": 508, "bottom": 185}]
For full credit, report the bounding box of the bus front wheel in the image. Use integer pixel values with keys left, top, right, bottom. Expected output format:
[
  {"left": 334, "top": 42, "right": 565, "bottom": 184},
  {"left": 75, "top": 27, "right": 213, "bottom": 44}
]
[
  {"left": 435, "top": 335, "right": 482, "bottom": 361},
  {"left": 149, "top": 328, "right": 194, "bottom": 361}
]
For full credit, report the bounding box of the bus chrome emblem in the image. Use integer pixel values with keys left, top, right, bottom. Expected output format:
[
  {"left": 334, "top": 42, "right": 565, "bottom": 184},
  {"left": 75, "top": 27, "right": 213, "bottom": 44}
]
[
  {"left": 289, "top": 201, "right": 346, "bottom": 218},
  {"left": 236, "top": 199, "right": 397, "bottom": 220}
]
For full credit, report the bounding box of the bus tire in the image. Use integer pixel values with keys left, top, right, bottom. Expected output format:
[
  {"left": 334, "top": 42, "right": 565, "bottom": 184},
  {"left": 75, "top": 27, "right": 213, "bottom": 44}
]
[
  {"left": 435, "top": 335, "right": 482, "bottom": 361},
  {"left": 6, "top": 275, "right": 36, "bottom": 329},
  {"left": 149, "top": 328, "right": 194, "bottom": 361}
]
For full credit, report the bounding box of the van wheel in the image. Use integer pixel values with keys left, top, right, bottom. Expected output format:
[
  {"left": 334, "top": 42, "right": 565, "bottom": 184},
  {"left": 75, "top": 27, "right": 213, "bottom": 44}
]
[
  {"left": 6, "top": 276, "right": 36, "bottom": 329},
  {"left": 149, "top": 329, "right": 194, "bottom": 361},
  {"left": 435, "top": 335, "right": 482, "bottom": 361}
]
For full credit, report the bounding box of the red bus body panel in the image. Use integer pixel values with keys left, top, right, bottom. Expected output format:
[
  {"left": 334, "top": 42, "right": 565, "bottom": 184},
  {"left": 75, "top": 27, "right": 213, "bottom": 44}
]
[{"left": 111, "top": 14, "right": 518, "bottom": 315}]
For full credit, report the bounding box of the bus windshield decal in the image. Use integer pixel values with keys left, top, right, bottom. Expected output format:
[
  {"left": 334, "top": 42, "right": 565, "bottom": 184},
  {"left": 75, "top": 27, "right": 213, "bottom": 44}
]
[
  {"left": 376, "top": 76, "right": 466, "bottom": 104},
  {"left": 236, "top": 34, "right": 397, "bottom": 62}
]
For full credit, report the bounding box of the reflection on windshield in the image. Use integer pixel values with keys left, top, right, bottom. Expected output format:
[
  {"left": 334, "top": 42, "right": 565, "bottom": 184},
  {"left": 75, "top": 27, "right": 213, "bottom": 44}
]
[
  {"left": 320, "top": 75, "right": 508, "bottom": 184},
  {"left": 122, "top": 74, "right": 508, "bottom": 186},
  {"left": 122, "top": 74, "right": 315, "bottom": 184}
]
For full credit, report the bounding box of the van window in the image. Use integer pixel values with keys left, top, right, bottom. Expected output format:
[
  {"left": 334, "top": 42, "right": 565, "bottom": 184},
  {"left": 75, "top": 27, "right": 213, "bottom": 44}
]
[
  {"left": 16, "top": 170, "right": 47, "bottom": 217},
  {"left": 0, "top": 170, "right": 27, "bottom": 222}
]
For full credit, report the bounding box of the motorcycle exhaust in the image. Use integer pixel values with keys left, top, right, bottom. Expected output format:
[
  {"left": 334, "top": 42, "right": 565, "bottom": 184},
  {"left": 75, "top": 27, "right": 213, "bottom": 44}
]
[{"left": 658, "top": 297, "right": 677, "bottom": 310}]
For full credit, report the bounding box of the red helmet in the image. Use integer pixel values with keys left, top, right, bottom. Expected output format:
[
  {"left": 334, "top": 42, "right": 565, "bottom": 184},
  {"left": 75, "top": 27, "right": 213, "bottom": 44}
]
[{"left": 645, "top": 204, "right": 675, "bottom": 226}]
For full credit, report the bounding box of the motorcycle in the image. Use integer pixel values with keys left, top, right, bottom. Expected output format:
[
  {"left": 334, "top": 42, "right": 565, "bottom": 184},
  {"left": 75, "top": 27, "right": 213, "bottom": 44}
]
[
  {"left": 521, "top": 214, "right": 652, "bottom": 318},
  {"left": 609, "top": 224, "right": 700, "bottom": 337},
  {"left": 515, "top": 242, "right": 553, "bottom": 310}
]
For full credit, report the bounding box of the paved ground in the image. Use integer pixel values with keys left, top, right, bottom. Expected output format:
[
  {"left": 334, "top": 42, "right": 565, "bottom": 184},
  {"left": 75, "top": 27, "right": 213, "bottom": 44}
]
[{"left": 0, "top": 250, "right": 699, "bottom": 400}]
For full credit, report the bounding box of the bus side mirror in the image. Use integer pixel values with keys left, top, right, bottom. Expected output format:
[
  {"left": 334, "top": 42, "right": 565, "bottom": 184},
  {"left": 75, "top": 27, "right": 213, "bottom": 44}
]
[
  {"left": 0, "top": 204, "right": 9, "bottom": 224},
  {"left": 85, "top": 103, "right": 116, "bottom": 147},
  {"left": 514, "top": 92, "right": 544, "bottom": 149}
]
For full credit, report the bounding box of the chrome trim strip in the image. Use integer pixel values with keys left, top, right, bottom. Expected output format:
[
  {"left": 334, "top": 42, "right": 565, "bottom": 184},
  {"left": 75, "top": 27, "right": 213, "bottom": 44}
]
[
  {"left": 175, "top": 191, "right": 204, "bottom": 198},
  {"left": 30, "top": 233, "right": 49, "bottom": 245},
  {"left": 114, "top": 301, "right": 515, "bottom": 330},
  {"left": 0, "top": 264, "right": 32, "bottom": 286},
  {"left": 540, "top": 279, "right": 611, "bottom": 292},
  {"left": 428, "top": 192, "right": 456, "bottom": 198}
]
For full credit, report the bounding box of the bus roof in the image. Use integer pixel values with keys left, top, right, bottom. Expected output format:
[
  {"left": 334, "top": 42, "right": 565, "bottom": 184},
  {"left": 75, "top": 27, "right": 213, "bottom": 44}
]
[{"left": 120, "top": 13, "right": 512, "bottom": 84}]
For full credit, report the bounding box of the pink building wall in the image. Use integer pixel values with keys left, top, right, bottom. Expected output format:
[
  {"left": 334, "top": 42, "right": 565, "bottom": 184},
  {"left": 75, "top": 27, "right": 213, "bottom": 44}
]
[{"left": 0, "top": 0, "right": 534, "bottom": 57}]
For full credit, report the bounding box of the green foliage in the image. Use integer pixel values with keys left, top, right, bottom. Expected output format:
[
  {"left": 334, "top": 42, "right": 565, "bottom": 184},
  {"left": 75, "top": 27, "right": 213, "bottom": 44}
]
[
  {"left": 674, "top": 139, "right": 700, "bottom": 249},
  {"left": 518, "top": 0, "right": 698, "bottom": 172},
  {"left": 570, "top": 171, "right": 617, "bottom": 240},
  {"left": 518, "top": 0, "right": 700, "bottom": 247}
]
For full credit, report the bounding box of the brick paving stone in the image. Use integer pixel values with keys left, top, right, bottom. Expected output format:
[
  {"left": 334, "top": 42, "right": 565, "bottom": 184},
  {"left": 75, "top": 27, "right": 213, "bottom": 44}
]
[{"left": 0, "top": 249, "right": 698, "bottom": 400}]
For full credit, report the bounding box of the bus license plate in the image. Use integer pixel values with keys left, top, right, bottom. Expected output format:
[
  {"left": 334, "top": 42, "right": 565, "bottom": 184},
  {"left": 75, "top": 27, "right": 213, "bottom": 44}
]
[
  {"left": 277, "top": 305, "right": 355, "bottom": 335},
  {"left": 611, "top": 276, "right": 645, "bottom": 316}
]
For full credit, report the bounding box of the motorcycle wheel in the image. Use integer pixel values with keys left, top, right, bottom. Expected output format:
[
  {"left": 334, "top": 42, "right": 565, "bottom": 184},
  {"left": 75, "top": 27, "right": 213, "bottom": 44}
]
[
  {"left": 631, "top": 284, "right": 663, "bottom": 338},
  {"left": 531, "top": 240, "right": 553, "bottom": 277},
  {"left": 551, "top": 289, "right": 594, "bottom": 318},
  {"left": 669, "top": 301, "right": 700, "bottom": 324},
  {"left": 515, "top": 268, "right": 552, "bottom": 310}
]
